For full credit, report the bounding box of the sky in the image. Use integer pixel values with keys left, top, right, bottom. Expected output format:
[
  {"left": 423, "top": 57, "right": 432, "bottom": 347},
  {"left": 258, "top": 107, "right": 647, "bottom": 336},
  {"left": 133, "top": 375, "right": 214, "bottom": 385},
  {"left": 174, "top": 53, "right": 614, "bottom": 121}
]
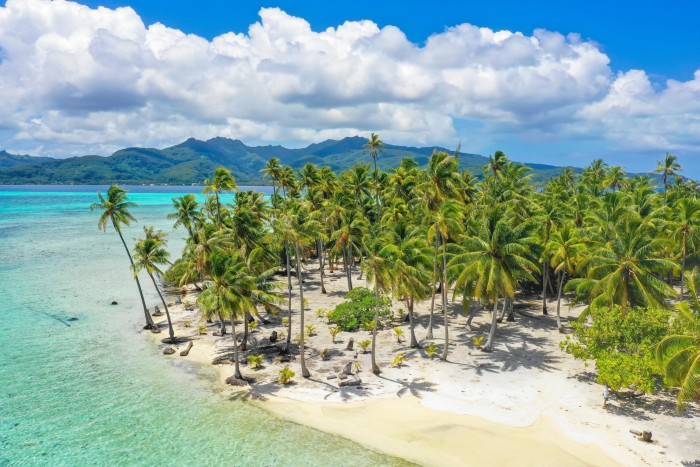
[{"left": 1, "top": 0, "right": 699, "bottom": 175}]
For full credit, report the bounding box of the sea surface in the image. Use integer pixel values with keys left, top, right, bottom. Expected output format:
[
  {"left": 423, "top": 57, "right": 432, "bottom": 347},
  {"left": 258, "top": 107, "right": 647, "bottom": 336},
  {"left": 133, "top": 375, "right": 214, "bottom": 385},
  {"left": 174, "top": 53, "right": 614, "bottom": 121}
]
[{"left": 0, "top": 186, "right": 401, "bottom": 466}]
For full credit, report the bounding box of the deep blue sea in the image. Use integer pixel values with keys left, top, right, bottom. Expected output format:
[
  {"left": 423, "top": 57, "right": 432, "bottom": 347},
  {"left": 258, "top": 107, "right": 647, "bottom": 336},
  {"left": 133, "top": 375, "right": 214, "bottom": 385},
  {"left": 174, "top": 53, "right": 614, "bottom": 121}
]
[{"left": 0, "top": 186, "right": 400, "bottom": 466}]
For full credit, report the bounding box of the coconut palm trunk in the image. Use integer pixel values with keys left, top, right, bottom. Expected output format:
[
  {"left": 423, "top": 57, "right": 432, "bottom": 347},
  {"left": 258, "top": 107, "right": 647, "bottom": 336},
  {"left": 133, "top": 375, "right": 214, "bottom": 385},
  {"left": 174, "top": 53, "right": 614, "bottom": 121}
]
[
  {"left": 147, "top": 272, "right": 175, "bottom": 342},
  {"left": 681, "top": 244, "right": 687, "bottom": 298},
  {"left": 466, "top": 302, "right": 480, "bottom": 329},
  {"left": 439, "top": 232, "right": 449, "bottom": 361},
  {"left": 317, "top": 238, "right": 327, "bottom": 294},
  {"left": 541, "top": 262, "right": 549, "bottom": 315},
  {"left": 116, "top": 225, "right": 157, "bottom": 331},
  {"left": 218, "top": 312, "right": 227, "bottom": 335},
  {"left": 426, "top": 233, "right": 439, "bottom": 340},
  {"left": 407, "top": 297, "right": 419, "bottom": 347},
  {"left": 294, "top": 242, "right": 311, "bottom": 378},
  {"left": 343, "top": 245, "right": 353, "bottom": 291},
  {"left": 484, "top": 298, "right": 499, "bottom": 352},
  {"left": 241, "top": 312, "right": 249, "bottom": 351},
  {"left": 371, "top": 281, "right": 381, "bottom": 374},
  {"left": 556, "top": 271, "right": 566, "bottom": 330},
  {"left": 231, "top": 317, "right": 243, "bottom": 380},
  {"left": 285, "top": 242, "right": 293, "bottom": 350}
]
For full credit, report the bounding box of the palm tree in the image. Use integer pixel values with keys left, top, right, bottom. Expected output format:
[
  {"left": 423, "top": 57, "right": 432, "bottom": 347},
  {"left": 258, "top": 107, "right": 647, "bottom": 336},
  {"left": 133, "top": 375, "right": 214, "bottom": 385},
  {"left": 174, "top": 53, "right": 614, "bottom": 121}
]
[
  {"left": 132, "top": 228, "right": 175, "bottom": 341},
  {"left": 388, "top": 223, "right": 432, "bottom": 347},
  {"left": 568, "top": 217, "right": 676, "bottom": 317},
  {"left": 362, "top": 227, "right": 394, "bottom": 374},
  {"left": 656, "top": 270, "right": 700, "bottom": 414},
  {"left": 168, "top": 194, "right": 202, "bottom": 241},
  {"left": 654, "top": 153, "right": 682, "bottom": 203},
  {"left": 546, "top": 224, "right": 585, "bottom": 330},
  {"left": 261, "top": 157, "right": 283, "bottom": 203},
  {"left": 91, "top": 185, "right": 157, "bottom": 331},
  {"left": 668, "top": 198, "right": 700, "bottom": 297},
  {"left": 203, "top": 167, "right": 237, "bottom": 224},
  {"left": 364, "top": 133, "right": 384, "bottom": 218},
  {"left": 449, "top": 207, "right": 538, "bottom": 352},
  {"left": 197, "top": 250, "right": 271, "bottom": 382}
]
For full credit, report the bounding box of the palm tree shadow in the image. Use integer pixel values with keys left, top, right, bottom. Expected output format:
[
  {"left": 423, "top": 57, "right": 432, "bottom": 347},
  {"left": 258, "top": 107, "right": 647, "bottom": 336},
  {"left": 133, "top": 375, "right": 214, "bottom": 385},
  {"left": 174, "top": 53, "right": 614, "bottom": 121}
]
[{"left": 377, "top": 375, "right": 438, "bottom": 398}]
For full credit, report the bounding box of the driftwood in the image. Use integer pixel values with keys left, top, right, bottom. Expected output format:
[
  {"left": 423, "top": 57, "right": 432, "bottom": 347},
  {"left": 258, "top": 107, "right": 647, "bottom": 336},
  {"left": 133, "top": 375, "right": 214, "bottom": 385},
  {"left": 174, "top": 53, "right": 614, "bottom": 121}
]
[
  {"left": 339, "top": 379, "right": 362, "bottom": 387},
  {"left": 179, "top": 341, "right": 193, "bottom": 356},
  {"left": 212, "top": 355, "right": 234, "bottom": 365},
  {"left": 630, "top": 429, "right": 653, "bottom": 442}
]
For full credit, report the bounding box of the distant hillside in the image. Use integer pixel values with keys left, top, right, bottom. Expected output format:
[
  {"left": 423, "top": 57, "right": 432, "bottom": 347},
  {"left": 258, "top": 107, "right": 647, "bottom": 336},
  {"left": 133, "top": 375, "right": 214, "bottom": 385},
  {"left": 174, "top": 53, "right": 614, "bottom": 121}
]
[{"left": 0, "top": 137, "right": 576, "bottom": 185}]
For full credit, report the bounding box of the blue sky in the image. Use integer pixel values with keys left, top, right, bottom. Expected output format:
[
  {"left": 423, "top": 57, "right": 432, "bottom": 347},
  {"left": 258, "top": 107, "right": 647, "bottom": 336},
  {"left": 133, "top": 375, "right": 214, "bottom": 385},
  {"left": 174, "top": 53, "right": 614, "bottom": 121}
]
[{"left": 1, "top": 0, "right": 699, "bottom": 176}]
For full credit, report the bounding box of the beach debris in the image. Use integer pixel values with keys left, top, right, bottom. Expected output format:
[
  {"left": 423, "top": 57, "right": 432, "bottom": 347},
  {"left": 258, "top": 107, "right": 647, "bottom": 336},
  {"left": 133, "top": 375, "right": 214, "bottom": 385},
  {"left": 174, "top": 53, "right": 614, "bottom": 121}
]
[
  {"left": 342, "top": 362, "right": 353, "bottom": 375},
  {"left": 225, "top": 376, "right": 248, "bottom": 387},
  {"left": 630, "top": 429, "right": 653, "bottom": 442},
  {"left": 162, "top": 346, "right": 175, "bottom": 355},
  {"left": 212, "top": 356, "right": 233, "bottom": 365},
  {"left": 339, "top": 379, "right": 362, "bottom": 387},
  {"left": 269, "top": 331, "right": 278, "bottom": 343},
  {"left": 326, "top": 375, "right": 338, "bottom": 380},
  {"left": 338, "top": 372, "right": 348, "bottom": 380},
  {"left": 152, "top": 305, "right": 162, "bottom": 316},
  {"left": 66, "top": 317, "right": 78, "bottom": 322},
  {"left": 110, "top": 301, "right": 118, "bottom": 305},
  {"left": 179, "top": 341, "right": 193, "bottom": 357},
  {"left": 346, "top": 337, "right": 354, "bottom": 351}
]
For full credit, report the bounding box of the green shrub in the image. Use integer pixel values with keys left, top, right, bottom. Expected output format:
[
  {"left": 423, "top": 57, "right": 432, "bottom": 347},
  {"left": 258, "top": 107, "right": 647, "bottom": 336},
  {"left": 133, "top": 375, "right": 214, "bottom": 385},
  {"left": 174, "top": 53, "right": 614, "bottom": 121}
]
[
  {"left": 391, "top": 352, "right": 407, "bottom": 368},
  {"left": 358, "top": 339, "right": 371, "bottom": 353},
  {"left": 425, "top": 343, "right": 438, "bottom": 357},
  {"left": 247, "top": 354, "right": 264, "bottom": 369},
  {"left": 279, "top": 365, "right": 295, "bottom": 384},
  {"left": 326, "top": 287, "right": 392, "bottom": 332}
]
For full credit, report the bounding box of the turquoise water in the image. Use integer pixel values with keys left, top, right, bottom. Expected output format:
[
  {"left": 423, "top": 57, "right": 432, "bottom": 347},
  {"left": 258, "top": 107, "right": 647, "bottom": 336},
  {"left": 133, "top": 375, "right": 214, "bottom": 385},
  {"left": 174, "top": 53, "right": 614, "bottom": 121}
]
[{"left": 0, "top": 186, "right": 401, "bottom": 466}]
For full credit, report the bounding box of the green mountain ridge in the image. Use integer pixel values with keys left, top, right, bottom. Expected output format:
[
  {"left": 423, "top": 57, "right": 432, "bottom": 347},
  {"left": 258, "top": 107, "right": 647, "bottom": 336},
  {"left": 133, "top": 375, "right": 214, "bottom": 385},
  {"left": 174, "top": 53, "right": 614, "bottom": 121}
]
[{"left": 0, "top": 136, "right": 577, "bottom": 185}]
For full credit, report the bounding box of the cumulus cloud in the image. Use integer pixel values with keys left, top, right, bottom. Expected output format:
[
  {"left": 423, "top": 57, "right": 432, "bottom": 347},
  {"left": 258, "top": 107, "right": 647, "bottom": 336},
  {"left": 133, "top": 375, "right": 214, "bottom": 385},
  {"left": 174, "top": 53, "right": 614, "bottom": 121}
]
[{"left": 0, "top": 0, "right": 698, "bottom": 167}]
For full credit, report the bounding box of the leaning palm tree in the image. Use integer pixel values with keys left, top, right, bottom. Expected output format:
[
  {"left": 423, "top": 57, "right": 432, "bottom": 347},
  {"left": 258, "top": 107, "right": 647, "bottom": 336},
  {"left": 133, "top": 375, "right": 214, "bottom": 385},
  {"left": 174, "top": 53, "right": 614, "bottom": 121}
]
[
  {"left": 168, "top": 194, "right": 202, "bottom": 241},
  {"left": 656, "top": 270, "right": 700, "bottom": 414},
  {"left": 132, "top": 228, "right": 175, "bottom": 341},
  {"left": 203, "top": 167, "right": 237, "bottom": 225},
  {"left": 364, "top": 132, "right": 384, "bottom": 218},
  {"left": 654, "top": 153, "right": 682, "bottom": 204},
  {"left": 91, "top": 185, "right": 157, "bottom": 331}
]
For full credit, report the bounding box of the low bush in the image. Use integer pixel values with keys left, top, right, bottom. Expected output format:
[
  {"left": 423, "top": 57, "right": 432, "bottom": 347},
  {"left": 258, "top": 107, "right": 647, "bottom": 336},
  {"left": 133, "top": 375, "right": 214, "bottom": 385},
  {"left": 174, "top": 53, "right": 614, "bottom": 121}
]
[{"left": 326, "top": 287, "right": 392, "bottom": 332}]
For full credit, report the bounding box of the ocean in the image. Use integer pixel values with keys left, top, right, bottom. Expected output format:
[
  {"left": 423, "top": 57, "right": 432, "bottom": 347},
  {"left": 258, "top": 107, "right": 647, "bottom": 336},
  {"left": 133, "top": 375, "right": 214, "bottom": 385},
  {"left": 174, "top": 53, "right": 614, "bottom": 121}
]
[{"left": 0, "top": 186, "right": 401, "bottom": 466}]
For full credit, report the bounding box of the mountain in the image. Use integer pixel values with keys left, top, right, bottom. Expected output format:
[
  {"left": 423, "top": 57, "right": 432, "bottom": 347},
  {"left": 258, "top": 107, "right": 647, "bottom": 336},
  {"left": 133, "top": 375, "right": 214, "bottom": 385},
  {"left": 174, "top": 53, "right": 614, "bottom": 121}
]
[
  {"left": 0, "top": 150, "right": 54, "bottom": 169},
  {"left": 0, "top": 137, "right": 575, "bottom": 185}
]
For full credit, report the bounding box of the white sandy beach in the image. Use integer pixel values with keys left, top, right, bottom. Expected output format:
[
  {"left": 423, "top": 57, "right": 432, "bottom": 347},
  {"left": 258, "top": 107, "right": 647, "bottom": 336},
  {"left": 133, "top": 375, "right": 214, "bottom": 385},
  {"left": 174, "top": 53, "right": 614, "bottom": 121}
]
[{"left": 153, "top": 259, "right": 700, "bottom": 466}]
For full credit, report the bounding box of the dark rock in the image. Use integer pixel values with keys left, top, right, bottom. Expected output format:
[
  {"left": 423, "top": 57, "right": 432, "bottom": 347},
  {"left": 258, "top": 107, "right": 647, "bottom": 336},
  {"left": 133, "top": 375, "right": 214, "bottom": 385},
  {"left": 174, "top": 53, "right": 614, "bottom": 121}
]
[
  {"left": 345, "top": 338, "right": 354, "bottom": 351},
  {"left": 163, "top": 347, "right": 175, "bottom": 355},
  {"left": 225, "top": 376, "right": 248, "bottom": 387},
  {"left": 338, "top": 372, "right": 348, "bottom": 380},
  {"left": 342, "top": 362, "right": 353, "bottom": 375},
  {"left": 66, "top": 317, "right": 79, "bottom": 322},
  {"left": 339, "top": 379, "right": 362, "bottom": 387},
  {"left": 110, "top": 301, "right": 118, "bottom": 305},
  {"left": 270, "top": 331, "right": 278, "bottom": 343}
]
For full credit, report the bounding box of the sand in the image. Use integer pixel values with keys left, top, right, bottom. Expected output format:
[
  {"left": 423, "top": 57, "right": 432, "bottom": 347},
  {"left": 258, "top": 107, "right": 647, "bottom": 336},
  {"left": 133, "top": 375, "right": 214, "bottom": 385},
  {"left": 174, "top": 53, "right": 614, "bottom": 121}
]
[{"left": 153, "top": 259, "right": 700, "bottom": 466}]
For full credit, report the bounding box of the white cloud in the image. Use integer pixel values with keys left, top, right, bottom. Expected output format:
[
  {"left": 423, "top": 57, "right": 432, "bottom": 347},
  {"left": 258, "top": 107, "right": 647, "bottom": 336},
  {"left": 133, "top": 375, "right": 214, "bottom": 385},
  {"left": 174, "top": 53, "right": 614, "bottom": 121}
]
[{"left": 0, "top": 0, "right": 698, "bottom": 170}]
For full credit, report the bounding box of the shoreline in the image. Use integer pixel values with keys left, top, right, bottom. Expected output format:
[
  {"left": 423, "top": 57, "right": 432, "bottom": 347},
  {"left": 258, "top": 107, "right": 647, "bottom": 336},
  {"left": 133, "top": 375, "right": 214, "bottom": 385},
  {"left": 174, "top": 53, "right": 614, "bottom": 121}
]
[{"left": 151, "top": 260, "right": 698, "bottom": 466}]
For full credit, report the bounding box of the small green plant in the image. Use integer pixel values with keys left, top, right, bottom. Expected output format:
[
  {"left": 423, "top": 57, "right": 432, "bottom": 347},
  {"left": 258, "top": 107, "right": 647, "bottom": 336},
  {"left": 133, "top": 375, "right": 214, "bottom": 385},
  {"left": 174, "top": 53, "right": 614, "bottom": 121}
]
[
  {"left": 294, "top": 333, "right": 302, "bottom": 344},
  {"left": 305, "top": 324, "right": 317, "bottom": 337},
  {"left": 329, "top": 325, "right": 342, "bottom": 343},
  {"left": 183, "top": 320, "right": 192, "bottom": 328},
  {"left": 316, "top": 308, "right": 326, "bottom": 318},
  {"left": 247, "top": 354, "right": 264, "bottom": 369},
  {"left": 198, "top": 325, "right": 207, "bottom": 335},
  {"left": 250, "top": 321, "right": 259, "bottom": 331},
  {"left": 321, "top": 348, "right": 330, "bottom": 360},
  {"left": 303, "top": 297, "right": 310, "bottom": 308},
  {"left": 394, "top": 327, "right": 404, "bottom": 343},
  {"left": 358, "top": 339, "right": 371, "bottom": 353},
  {"left": 282, "top": 317, "right": 289, "bottom": 325},
  {"left": 353, "top": 362, "right": 362, "bottom": 373},
  {"left": 425, "top": 343, "right": 439, "bottom": 357},
  {"left": 361, "top": 319, "right": 375, "bottom": 332},
  {"left": 278, "top": 331, "right": 286, "bottom": 341},
  {"left": 391, "top": 352, "right": 407, "bottom": 368},
  {"left": 472, "top": 336, "right": 485, "bottom": 349},
  {"left": 279, "top": 365, "right": 296, "bottom": 384}
]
